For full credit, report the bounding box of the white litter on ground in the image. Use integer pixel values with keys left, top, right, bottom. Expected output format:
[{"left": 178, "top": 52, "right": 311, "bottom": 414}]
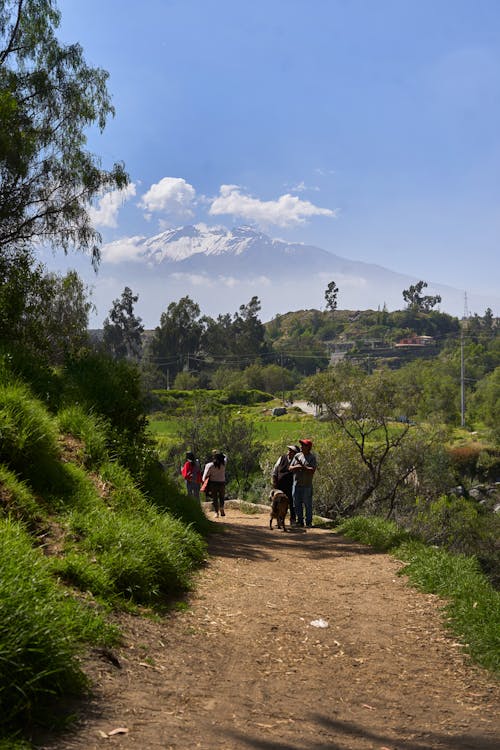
[{"left": 310, "top": 618, "right": 329, "bottom": 628}]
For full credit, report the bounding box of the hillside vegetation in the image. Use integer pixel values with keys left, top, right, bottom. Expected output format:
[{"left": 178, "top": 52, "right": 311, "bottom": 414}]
[{"left": 0, "top": 351, "right": 210, "bottom": 747}]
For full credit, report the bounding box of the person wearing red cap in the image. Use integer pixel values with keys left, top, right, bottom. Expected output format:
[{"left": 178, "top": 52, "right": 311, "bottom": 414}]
[{"left": 289, "top": 439, "right": 317, "bottom": 527}]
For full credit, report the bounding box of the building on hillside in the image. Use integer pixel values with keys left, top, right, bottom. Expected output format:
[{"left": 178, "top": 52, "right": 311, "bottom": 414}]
[{"left": 394, "top": 334, "right": 435, "bottom": 347}]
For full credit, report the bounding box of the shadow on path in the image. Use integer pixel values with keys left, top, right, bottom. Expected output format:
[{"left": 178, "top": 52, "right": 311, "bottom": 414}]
[{"left": 206, "top": 515, "right": 383, "bottom": 564}]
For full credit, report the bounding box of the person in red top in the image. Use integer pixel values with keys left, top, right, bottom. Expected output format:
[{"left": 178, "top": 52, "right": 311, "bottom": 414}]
[{"left": 181, "top": 451, "right": 202, "bottom": 499}]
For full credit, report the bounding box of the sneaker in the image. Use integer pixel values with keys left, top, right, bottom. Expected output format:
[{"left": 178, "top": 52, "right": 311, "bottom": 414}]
[
  {"left": 296, "top": 521, "right": 305, "bottom": 527},
  {"left": 220, "top": 509, "right": 226, "bottom": 516},
  {"left": 306, "top": 523, "right": 313, "bottom": 528}
]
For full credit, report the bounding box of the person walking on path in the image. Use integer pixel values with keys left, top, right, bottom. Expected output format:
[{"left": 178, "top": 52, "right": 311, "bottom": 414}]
[
  {"left": 181, "top": 451, "right": 202, "bottom": 499},
  {"left": 271, "top": 444, "right": 299, "bottom": 523},
  {"left": 202, "top": 451, "right": 227, "bottom": 517},
  {"left": 290, "top": 438, "right": 317, "bottom": 527}
]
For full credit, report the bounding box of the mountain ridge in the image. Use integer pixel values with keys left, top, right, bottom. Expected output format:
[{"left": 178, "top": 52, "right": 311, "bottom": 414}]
[{"left": 94, "top": 224, "right": 499, "bottom": 326}]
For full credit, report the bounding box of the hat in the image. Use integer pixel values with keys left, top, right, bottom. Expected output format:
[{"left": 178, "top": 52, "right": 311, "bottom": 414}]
[
  {"left": 299, "top": 438, "right": 313, "bottom": 448},
  {"left": 287, "top": 444, "right": 299, "bottom": 452}
]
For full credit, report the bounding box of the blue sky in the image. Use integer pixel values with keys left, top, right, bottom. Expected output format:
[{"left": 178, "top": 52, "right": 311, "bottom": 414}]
[{"left": 45, "top": 0, "right": 500, "bottom": 324}]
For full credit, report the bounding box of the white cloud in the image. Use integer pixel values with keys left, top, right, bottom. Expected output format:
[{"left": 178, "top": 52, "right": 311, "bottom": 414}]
[
  {"left": 171, "top": 272, "right": 214, "bottom": 287},
  {"left": 209, "top": 185, "right": 336, "bottom": 228},
  {"left": 288, "top": 180, "right": 320, "bottom": 192},
  {"left": 139, "top": 177, "right": 196, "bottom": 218},
  {"left": 100, "top": 236, "right": 145, "bottom": 264},
  {"left": 89, "top": 183, "right": 136, "bottom": 228},
  {"left": 314, "top": 167, "right": 336, "bottom": 176}
]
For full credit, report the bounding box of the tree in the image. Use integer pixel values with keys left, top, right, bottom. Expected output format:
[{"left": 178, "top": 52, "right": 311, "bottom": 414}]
[
  {"left": 200, "top": 296, "right": 267, "bottom": 367},
  {"left": 231, "top": 296, "right": 267, "bottom": 360},
  {"left": 147, "top": 296, "right": 203, "bottom": 381},
  {"left": 0, "top": 249, "right": 92, "bottom": 364},
  {"left": 304, "top": 362, "right": 429, "bottom": 516},
  {"left": 40, "top": 270, "right": 93, "bottom": 364},
  {"left": 470, "top": 366, "right": 500, "bottom": 441},
  {"left": 0, "top": 0, "right": 128, "bottom": 263},
  {"left": 402, "top": 281, "right": 441, "bottom": 312},
  {"left": 173, "top": 395, "right": 265, "bottom": 492},
  {"left": 102, "top": 287, "right": 144, "bottom": 360},
  {"left": 324, "top": 280, "right": 339, "bottom": 313}
]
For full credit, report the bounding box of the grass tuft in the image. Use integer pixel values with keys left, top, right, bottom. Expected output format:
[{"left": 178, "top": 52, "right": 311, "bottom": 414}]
[
  {"left": 0, "top": 465, "right": 43, "bottom": 525},
  {"left": 57, "top": 406, "right": 109, "bottom": 468}
]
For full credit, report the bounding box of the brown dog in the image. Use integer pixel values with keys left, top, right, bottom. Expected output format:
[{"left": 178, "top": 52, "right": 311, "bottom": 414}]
[{"left": 269, "top": 489, "right": 289, "bottom": 531}]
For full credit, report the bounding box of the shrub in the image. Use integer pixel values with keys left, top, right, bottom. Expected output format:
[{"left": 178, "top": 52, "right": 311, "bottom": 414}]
[
  {"left": 0, "top": 347, "right": 61, "bottom": 412},
  {"left": 62, "top": 351, "right": 146, "bottom": 435},
  {"left": 447, "top": 444, "right": 483, "bottom": 480},
  {"left": 140, "top": 461, "right": 211, "bottom": 532}
]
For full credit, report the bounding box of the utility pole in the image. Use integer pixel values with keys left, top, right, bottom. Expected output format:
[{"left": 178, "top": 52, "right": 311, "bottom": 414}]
[
  {"left": 460, "top": 292, "right": 469, "bottom": 428},
  {"left": 460, "top": 332, "right": 465, "bottom": 427},
  {"left": 280, "top": 351, "right": 285, "bottom": 405}
]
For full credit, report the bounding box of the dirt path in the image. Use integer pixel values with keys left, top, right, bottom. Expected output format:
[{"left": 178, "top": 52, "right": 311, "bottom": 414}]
[{"left": 38, "top": 506, "right": 499, "bottom": 750}]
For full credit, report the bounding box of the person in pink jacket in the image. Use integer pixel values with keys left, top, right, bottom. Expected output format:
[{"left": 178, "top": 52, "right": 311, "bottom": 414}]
[{"left": 202, "top": 452, "right": 226, "bottom": 517}]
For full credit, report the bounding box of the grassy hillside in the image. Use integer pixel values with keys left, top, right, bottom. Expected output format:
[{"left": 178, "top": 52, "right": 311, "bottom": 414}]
[{"left": 0, "top": 361, "right": 210, "bottom": 747}]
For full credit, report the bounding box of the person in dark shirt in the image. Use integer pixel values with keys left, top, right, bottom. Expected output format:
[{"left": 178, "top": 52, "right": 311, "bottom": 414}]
[
  {"left": 271, "top": 444, "right": 299, "bottom": 523},
  {"left": 289, "top": 439, "right": 317, "bottom": 528}
]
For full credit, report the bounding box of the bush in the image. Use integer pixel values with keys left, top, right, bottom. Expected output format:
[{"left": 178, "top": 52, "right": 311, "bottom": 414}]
[
  {"left": 139, "top": 460, "right": 211, "bottom": 532},
  {"left": 447, "top": 444, "right": 483, "bottom": 480},
  {"left": 62, "top": 351, "right": 146, "bottom": 435},
  {"left": 0, "top": 347, "right": 61, "bottom": 412},
  {"left": 411, "top": 495, "right": 500, "bottom": 588}
]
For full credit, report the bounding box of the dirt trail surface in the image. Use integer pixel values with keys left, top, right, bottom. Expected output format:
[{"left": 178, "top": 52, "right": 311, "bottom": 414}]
[{"left": 39, "top": 506, "right": 499, "bottom": 750}]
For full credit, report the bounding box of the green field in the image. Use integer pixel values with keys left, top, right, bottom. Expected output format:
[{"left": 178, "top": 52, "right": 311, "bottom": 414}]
[{"left": 147, "top": 409, "right": 321, "bottom": 447}]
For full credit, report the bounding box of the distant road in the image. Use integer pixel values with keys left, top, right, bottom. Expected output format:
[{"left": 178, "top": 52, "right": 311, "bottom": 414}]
[{"left": 290, "top": 400, "right": 317, "bottom": 415}]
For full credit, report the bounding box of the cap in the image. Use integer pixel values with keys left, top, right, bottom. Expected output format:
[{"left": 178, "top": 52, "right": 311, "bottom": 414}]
[
  {"left": 287, "top": 444, "right": 299, "bottom": 452},
  {"left": 299, "top": 438, "right": 313, "bottom": 448}
]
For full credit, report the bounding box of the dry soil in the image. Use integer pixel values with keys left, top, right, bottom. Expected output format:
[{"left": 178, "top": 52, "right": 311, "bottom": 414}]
[{"left": 38, "top": 505, "right": 499, "bottom": 750}]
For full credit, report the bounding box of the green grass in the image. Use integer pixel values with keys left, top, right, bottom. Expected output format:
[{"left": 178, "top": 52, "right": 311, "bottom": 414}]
[
  {"left": 0, "top": 518, "right": 116, "bottom": 731},
  {"left": 0, "top": 465, "right": 44, "bottom": 526},
  {"left": 60, "top": 506, "right": 207, "bottom": 604},
  {"left": 148, "top": 411, "right": 319, "bottom": 446},
  {"left": 147, "top": 417, "right": 179, "bottom": 437},
  {"left": 0, "top": 372, "right": 213, "bottom": 745},
  {"left": 0, "top": 381, "right": 60, "bottom": 478},
  {"left": 337, "top": 516, "right": 500, "bottom": 674},
  {"left": 57, "top": 405, "right": 109, "bottom": 468}
]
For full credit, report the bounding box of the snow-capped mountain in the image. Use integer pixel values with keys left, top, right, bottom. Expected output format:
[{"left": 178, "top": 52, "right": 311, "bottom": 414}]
[
  {"left": 93, "top": 224, "right": 497, "bottom": 327},
  {"left": 137, "top": 224, "right": 408, "bottom": 282}
]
